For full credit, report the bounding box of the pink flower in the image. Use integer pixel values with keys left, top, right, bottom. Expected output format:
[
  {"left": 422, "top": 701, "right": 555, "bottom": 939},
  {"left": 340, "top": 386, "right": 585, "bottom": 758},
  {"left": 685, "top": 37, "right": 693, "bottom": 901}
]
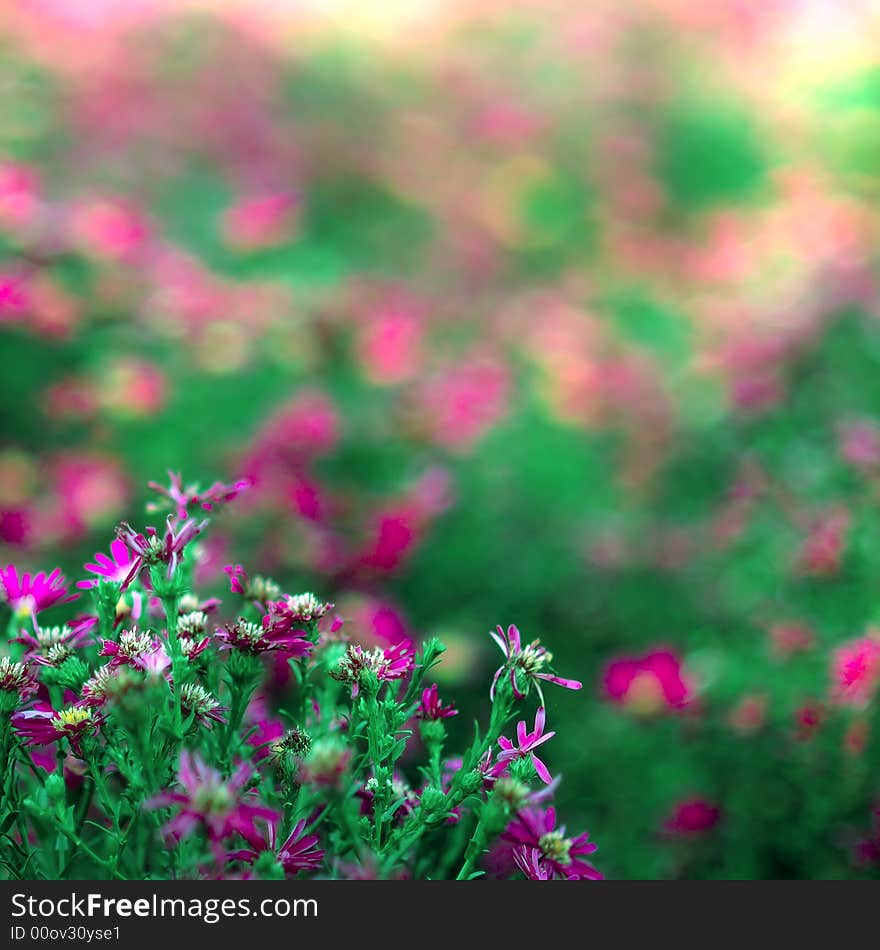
[
  {"left": 417, "top": 356, "right": 510, "bottom": 451},
  {"left": 831, "top": 634, "right": 880, "bottom": 707},
  {"left": 148, "top": 751, "right": 278, "bottom": 848},
  {"left": 797, "top": 507, "right": 850, "bottom": 577},
  {"left": 71, "top": 198, "right": 150, "bottom": 262},
  {"left": 664, "top": 799, "right": 721, "bottom": 835},
  {"left": 838, "top": 418, "right": 880, "bottom": 470},
  {"left": 147, "top": 472, "right": 252, "bottom": 521},
  {"left": 0, "top": 656, "right": 38, "bottom": 703},
  {"left": 0, "top": 162, "right": 40, "bottom": 231},
  {"left": 0, "top": 565, "right": 77, "bottom": 616},
  {"left": 115, "top": 515, "right": 207, "bottom": 586},
  {"left": 99, "top": 629, "right": 163, "bottom": 669},
  {"left": 215, "top": 616, "right": 314, "bottom": 658},
  {"left": 12, "top": 703, "right": 100, "bottom": 755},
  {"left": 77, "top": 539, "right": 137, "bottom": 589},
  {"left": 227, "top": 815, "right": 324, "bottom": 876},
  {"left": 416, "top": 683, "right": 457, "bottom": 720},
  {"left": 603, "top": 649, "right": 692, "bottom": 713},
  {"left": 497, "top": 707, "right": 556, "bottom": 784},
  {"left": 500, "top": 807, "right": 602, "bottom": 881},
  {"left": 221, "top": 193, "right": 298, "bottom": 251},
  {"left": 14, "top": 620, "right": 94, "bottom": 663},
  {"left": 489, "top": 624, "right": 582, "bottom": 704},
  {"left": 330, "top": 641, "right": 415, "bottom": 698}
]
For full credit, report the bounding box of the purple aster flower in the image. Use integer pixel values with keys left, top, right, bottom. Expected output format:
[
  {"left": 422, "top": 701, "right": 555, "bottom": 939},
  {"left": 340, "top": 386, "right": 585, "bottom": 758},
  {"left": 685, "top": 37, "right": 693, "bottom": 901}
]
[
  {"left": 227, "top": 815, "right": 325, "bottom": 876},
  {"left": 512, "top": 846, "right": 554, "bottom": 880},
  {"left": 265, "top": 593, "right": 334, "bottom": 630},
  {"left": 77, "top": 539, "right": 137, "bottom": 589},
  {"left": 0, "top": 656, "right": 38, "bottom": 704},
  {"left": 330, "top": 641, "right": 415, "bottom": 698},
  {"left": 497, "top": 706, "right": 556, "bottom": 784},
  {"left": 489, "top": 624, "right": 582, "bottom": 703},
  {"left": 14, "top": 620, "right": 94, "bottom": 665},
  {"left": 148, "top": 751, "right": 278, "bottom": 848},
  {"left": 12, "top": 702, "right": 101, "bottom": 755},
  {"left": 179, "top": 682, "right": 227, "bottom": 727},
  {"left": 1, "top": 565, "right": 77, "bottom": 617},
  {"left": 500, "top": 807, "right": 602, "bottom": 881},
  {"left": 115, "top": 515, "right": 207, "bottom": 586},
  {"left": 147, "top": 471, "right": 253, "bottom": 520},
  {"left": 416, "top": 683, "right": 458, "bottom": 720},
  {"left": 99, "top": 629, "right": 163, "bottom": 669},
  {"left": 215, "top": 617, "right": 314, "bottom": 657}
]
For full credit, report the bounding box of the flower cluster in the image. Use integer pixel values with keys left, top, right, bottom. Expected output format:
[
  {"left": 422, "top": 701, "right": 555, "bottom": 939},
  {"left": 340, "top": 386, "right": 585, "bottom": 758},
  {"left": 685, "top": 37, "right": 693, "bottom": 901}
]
[{"left": 0, "top": 478, "right": 597, "bottom": 881}]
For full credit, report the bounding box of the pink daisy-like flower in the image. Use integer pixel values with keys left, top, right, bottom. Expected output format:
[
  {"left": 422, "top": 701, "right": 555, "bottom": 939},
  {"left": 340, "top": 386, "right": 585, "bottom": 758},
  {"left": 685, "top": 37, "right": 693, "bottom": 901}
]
[
  {"left": 0, "top": 656, "right": 38, "bottom": 704},
  {"left": 13, "top": 618, "right": 95, "bottom": 661},
  {"left": 497, "top": 707, "right": 556, "bottom": 784},
  {"left": 500, "top": 807, "right": 602, "bottom": 881},
  {"left": 12, "top": 703, "right": 100, "bottom": 755},
  {"left": 0, "top": 565, "right": 77, "bottom": 616},
  {"left": 330, "top": 641, "right": 415, "bottom": 698},
  {"left": 489, "top": 624, "right": 582, "bottom": 703},
  {"left": 416, "top": 683, "right": 457, "bottom": 720},
  {"left": 227, "top": 815, "right": 324, "bottom": 876},
  {"left": 215, "top": 617, "right": 314, "bottom": 658},
  {"left": 148, "top": 751, "right": 278, "bottom": 849},
  {"left": 99, "top": 629, "right": 164, "bottom": 670},
  {"left": 115, "top": 515, "right": 207, "bottom": 586},
  {"left": 77, "top": 539, "right": 137, "bottom": 589}
]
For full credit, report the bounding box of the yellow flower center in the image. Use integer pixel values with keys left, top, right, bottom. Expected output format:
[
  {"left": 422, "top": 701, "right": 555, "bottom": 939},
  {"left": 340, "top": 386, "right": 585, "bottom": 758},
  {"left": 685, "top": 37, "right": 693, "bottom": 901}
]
[{"left": 539, "top": 831, "right": 573, "bottom": 865}]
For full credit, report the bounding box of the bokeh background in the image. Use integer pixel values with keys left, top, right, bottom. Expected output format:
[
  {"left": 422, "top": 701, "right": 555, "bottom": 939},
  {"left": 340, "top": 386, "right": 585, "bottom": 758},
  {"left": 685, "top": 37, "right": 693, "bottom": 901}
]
[{"left": 4, "top": 0, "right": 880, "bottom": 878}]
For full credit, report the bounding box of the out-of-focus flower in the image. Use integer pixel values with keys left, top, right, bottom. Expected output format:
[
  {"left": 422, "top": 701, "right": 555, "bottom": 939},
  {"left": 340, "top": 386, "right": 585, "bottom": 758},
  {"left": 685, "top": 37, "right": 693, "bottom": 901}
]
[
  {"left": 51, "top": 454, "right": 130, "bottom": 538},
  {"left": 227, "top": 815, "right": 324, "bottom": 876},
  {"left": 297, "top": 738, "right": 352, "bottom": 789},
  {"left": 148, "top": 751, "right": 278, "bottom": 848},
  {"left": 497, "top": 707, "right": 556, "bottom": 784},
  {"left": 0, "top": 565, "right": 77, "bottom": 617},
  {"left": 221, "top": 192, "right": 298, "bottom": 251},
  {"left": 838, "top": 418, "right": 880, "bottom": 470},
  {"left": 489, "top": 624, "right": 582, "bottom": 704},
  {"left": 797, "top": 507, "right": 850, "bottom": 577},
  {"left": 769, "top": 621, "right": 814, "bottom": 658},
  {"left": 664, "top": 799, "right": 721, "bottom": 835},
  {"left": 603, "top": 649, "right": 693, "bottom": 713},
  {"left": 0, "top": 162, "right": 40, "bottom": 231},
  {"left": 147, "top": 472, "right": 252, "bottom": 520},
  {"left": 728, "top": 694, "right": 768, "bottom": 735},
  {"left": 98, "top": 358, "right": 167, "bottom": 419},
  {"left": 416, "top": 356, "right": 510, "bottom": 451},
  {"left": 71, "top": 198, "right": 150, "bottom": 262},
  {"left": 830, "top": 633, "right": 880, "bottom": 707}
]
